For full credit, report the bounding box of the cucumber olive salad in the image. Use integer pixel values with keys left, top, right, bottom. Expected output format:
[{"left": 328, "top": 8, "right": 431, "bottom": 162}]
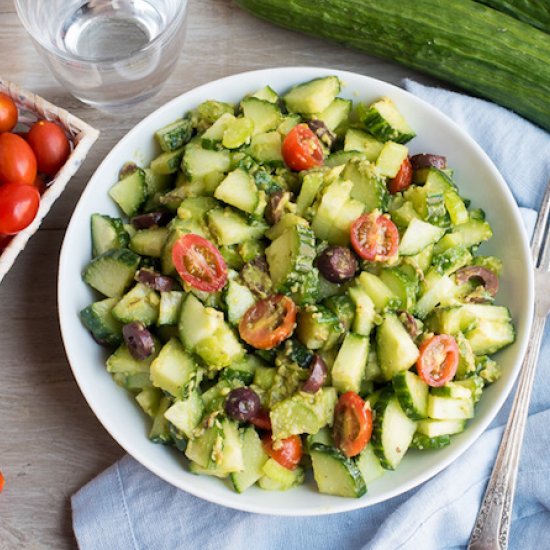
[{"left": 80, "top": 76, "right": 515, "bottom": 498}]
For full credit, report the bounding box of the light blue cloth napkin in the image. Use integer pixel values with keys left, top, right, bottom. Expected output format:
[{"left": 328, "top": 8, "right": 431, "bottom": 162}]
[{"left": 72, "top": 81, "right": 550, "bottom": 550}]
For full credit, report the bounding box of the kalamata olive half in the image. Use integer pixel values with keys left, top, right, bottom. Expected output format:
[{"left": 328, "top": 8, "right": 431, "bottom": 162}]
[
  {"left": 306, "top": 119, "right": 336, "bottom": 150},
  {"left": 265, "top": 190, "right": 291, "bottom": 226},
  {"left": 316, "top": 246, "right": 358, "bottom": 283},
  {"left": 398, "top": 310, "right": 420, "bottom": 339},
  {"left": 410, "top": 154, "right": 447, "bottom": 170},
  {"left": 123, "top": 322, "right": 155, "bottom": 360},
  {"left": 136, "top": 268, "right": 178, "bottom": 292},
  {"left": 302, "top": 354, "right": 328, "bottom": 393},
  {"left": 455, "top": 266, "right": 499, "bottom": 296},
  {"left": 224, "top": 387, "right": 261, "bottom": 422},
  {"left": 131, "top": 211, "right": 172, "bottom": 229}
]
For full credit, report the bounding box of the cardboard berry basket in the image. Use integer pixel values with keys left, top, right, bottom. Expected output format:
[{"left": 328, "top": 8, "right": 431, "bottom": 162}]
[{"left": 0, "top": 77, "right": 99, "bottom": 284}]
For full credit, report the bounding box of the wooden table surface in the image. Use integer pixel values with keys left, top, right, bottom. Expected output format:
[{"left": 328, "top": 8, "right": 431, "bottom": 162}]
[{"left": 0, "top": 1, "right": 440, "bottom": 548}]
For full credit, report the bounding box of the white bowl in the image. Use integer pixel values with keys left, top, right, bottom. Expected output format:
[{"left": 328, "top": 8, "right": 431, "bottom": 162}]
[{"left": 58, "top": 67, "right": 534, "bottom": 516}]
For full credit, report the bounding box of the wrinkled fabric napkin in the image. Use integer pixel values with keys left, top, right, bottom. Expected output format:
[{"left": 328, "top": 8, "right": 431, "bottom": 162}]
[{"left": 72, "top": 81, "right": 550, "bottom": 550}]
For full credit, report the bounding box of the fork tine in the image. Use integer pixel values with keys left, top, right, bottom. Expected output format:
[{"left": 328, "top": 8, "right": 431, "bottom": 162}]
[{"left": 531, "top": 179, "right": 550, "bottom": 268}]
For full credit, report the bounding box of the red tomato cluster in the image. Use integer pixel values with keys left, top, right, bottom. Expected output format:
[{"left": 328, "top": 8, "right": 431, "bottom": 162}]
[{"left": 0, "top": 92, "right": 71, "bottom": 253}]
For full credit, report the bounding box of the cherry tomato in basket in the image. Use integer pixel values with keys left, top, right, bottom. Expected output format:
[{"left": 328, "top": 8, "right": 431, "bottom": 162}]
[
  {"left": 239, "top": 294, "right": 297, "bottom": 350},
  {"left": 388, "top": 157, "right": 413, "bottom": 194},
  {"left": 282, "top": 124, "right": 324, "bottom": 171},
  {"left": 333, "top": 391, "right": 372, "bottom": 458},
  {"left": 262, "top": 434, "right": 303, "bottom": 470},
  {"left": 417, "top": 334, "right": 459, "bottom": 387},
  {"left": 350, "top": 212, "right": 399, "bottom": 262},
  {"left": 32, "top": 174, "right": 47, "bottom": 194},
  {"left": 172, "top": 233, "right": 227, "bottom": 292},
  {"left": 0, "top": 133, "right": 37, "bottom": 186},
  {"left": 0, "top": 93, "right": 18, "bottom": 133},
  {"left": 0, "top": 182, "right": 40, "bottom": 234},
  {"left": 27, "top": 120, "right": 70, "bottom": 176}
]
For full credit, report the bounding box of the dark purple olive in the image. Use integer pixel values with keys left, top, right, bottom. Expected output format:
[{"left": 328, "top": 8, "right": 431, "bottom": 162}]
[
  {"left": 131, "top": 211, "right": 172, "bottom": 229},
  {"left": 455, "top": 266, "right": 499, "bottom": 297},
  {"left": 265, "top": 190, "right": 289, "bottom": 226},
  {"left": 302, "top": 354, "right": 328, "bottom": 393},
  {"left": 136, "top": 268, "right": 178, "bottom": 292},
  {"left": 316, "top": 246, "right": 358, "bottom": 283},
  {"left": 306, "top": 119, "right": 336, "bottom": 150},
  {"left": 410, "top": 153, "right": 447, "bottom": 170},
  {"left": 398, "top": 310, "right": 420, "bottom": 339},
  {"left": 224, "top": 387, "right": 261, "bottom": 422},
  {"left": 240, "top": 257, "right": 272, "bottom": 298},
  {"left": 123, "top": 322, "right": 155, "bottom": 360}
]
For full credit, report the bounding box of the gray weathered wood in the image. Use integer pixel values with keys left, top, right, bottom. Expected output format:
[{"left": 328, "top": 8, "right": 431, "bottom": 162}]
[{"left": 0, "top": 1, "right": 439, "bottom": 547}]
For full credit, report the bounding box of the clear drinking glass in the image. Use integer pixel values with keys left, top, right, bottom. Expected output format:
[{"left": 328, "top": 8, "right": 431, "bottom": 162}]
[{"left": 15, "top": 0, "right": 189, "bottom": 111}]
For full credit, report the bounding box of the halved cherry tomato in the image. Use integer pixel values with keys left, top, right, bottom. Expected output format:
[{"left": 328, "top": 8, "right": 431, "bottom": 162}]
[
  {"left": 0, "top": 470, "right": 4, "bottom": 493},
  {"left": 0, "top": 133, "right": 37, "bottom": 186},
  {"left": 250, "top": 407, "right": 272, "bottom": 431},
  {"left": 0, "top": 92, "right": 18, "bottom": 133},
  {"left": 333, "top": 391, "right": 372, "bottom": 457},
  {"left": 262, "top": 434, "right": 303, "bottom": 470},
  {"left": 172, "top": 233, "right": 227, "bottom": 292},
  {"left": 282, "top": 124, "right": 324, "bottom": 171},
  {"left": 388, "top": 157, "right": 413, "bottom": 194},
  {"left": 239, "top": 294, "right": 297, "bottom": 350},
  {"left": 417, "top": 334, "right": 459, "bottom": 387},
  {"left": 350, "top": 212, "right": 399, "bottom": 262},
  {"left": 0, "top": 183, "right": 40, "bottom": 234},
  {"left": 27, "top": 120, "right": 71, "bottom": 176}
]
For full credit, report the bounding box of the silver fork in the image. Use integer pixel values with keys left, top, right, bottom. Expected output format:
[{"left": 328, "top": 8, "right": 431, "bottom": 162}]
[{"left": 468, "top": 179, "right": 550, "bottom": 550}]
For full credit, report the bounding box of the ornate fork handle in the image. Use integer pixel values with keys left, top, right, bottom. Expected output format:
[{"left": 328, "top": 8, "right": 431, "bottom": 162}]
[{"left": 469, "top": 179, "right": 550, "bottom": 550}]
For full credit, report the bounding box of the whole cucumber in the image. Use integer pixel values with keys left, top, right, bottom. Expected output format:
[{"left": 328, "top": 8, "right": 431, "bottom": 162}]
[
  {"left": 235, "top": 0, "right": 550, "bottom": 132},
  {"left": 477, "top": 0, "right": 550, "bottom": 33}
]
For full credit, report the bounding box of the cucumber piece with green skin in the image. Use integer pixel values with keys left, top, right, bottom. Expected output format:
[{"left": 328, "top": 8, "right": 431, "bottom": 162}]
[
  {"left": 241, "top": 97, "right": 282, "bottom": 135},
  {"left": 307, "top": 426, "right": 334, "bottom": 449},
  {"left": 82, "top": 248, "right": 141, "bottom": 298},
  {"left": 379, "top": 267, "right": 419, "bottom": 311},
  {"left": 283, "top": 76, "right": 341, "bottom": 115},
  {"left": 135, "top": 386, "right": 163, "bottom": 418},
  {"left": 224, "top": 278, "right": 256, "bottom": 325},
  {"left": 427, "top": 395, "right": 475, "bottom": 420},
  {"left": 444, "top": 189, "right": 469, "bottom": 225},
  {"left": 269, "top": 387, "right": 337, "bottom": 440},
  {"left": 453, "top": 376, "right": 484, "bottom": 403},
  {"left": 410, "top": 433, "right": 451, "bottom": 450},
  {"left": 343, "top": 129, "right": 385, "bottom": 161},
  {"left": 129, "top": 227, "right": 169, "bottom": 258},
  {"left": 331, "top": 333, "right": 369, "bottom": 394},
  {"left": 296, "top": 171, "right": 325, "bottom": 216},
  {"left": 157, "top": 291, "right": 185, "bottom": 326},
  {"left": 433, "top": 219, "right": 493, "bottom": 254},
  {"left": 109, "top": 168, "right": 147, "bottom": 217},
  {"left": 223, "top": 117, "right": 255, "bottom": 149},
  {"left": 414, "top": 273, "right": 457, "bottom": 319},
  {"left": 80, "top": 297, "right": 123, "bottom": 346},
  {"left": 466, "top": 319, "right": 515, "bottom": 355},
  {"left": 164, "top": 390, "right": 204, "bottom": 438},
  {"left": 296, "top": 304, "right": 343, "bottom": 350},
  {"left": 150, "top": 338, "right": 199, "bottom": 397},
  {"left": 311, "top": 180, "right": 353, "bottom": 242},
  {"left": 150, "top": 148, "right": 186, "bottom": 175},
  {"left": 277, "top": 114, "right": 301, "bottom": 136},
  {"left": 230, "top": 427, "right": 269, "bottom": 493},
  {"left": 416, "top": 418, "right": 466, "bottom": 438},
  {"left": 364, "top": 348, "right": 383, "bottom": 383},
  {"left": 265, "top": 213, "right": 308, "bottom": 240},
  {"left": 324, "top": 294, "right": 356, "bottom": 333},
  {"left": 357, "top": 272, "right": 400, "bottom": 312},
  {"left": 178, "top": 294, "right": 224, "bottom": 351},
  {"left": 253, "top": 365, "right": 277, "bottom": 391},
  {"left": 357, "top": 98, "right": 416, "bottom": 144},
  {"left": 310, "top": 443, "right": 367, "bottom": 498},
  {"left": 177, "top": 196, "right": 219, "bottom": 223},
  {"left": 214, "top": 168, "right": 259, "bottom": 214},
  {"left": 371, "top": 392, "right": 417, "bottom": 470},
  {"left": 112, "top": 371, "right": 152, "bottom": 391},
  {"left": 376, "top": 313, "right": 419, "bottom": 380},
  {"left": 221, "top": 354, "right": 263, "bottom": 385},
  {"left": 314, "top": 97, "right": 352, "bottom": 133},
  {"left": 238, "top": 239, "right": 266, "bottom": 263},
  {"left": 185, "top": 422, "right": 224, "bottom": 469},
  {"left": 399, "top": 218, "right": 446, "bottom": 256},
  {"left": 250, "top": 85, "right": 279, "bottom": 103},
  {"left": 376, "top": 141, "right": 409, "bottom": 178},
  {"left": 476, "top": 355, "right": 502, "bottom": 384},
  {"left": 390, "top": 200, "right": 421, "bottom": 229},
  {"left": 342, "top": 159, "right": 389, "bottom": 212},
  {"left": 355, "top": 443, "right": 385, "bottom": 485},
  {"left": 155, "top": 118, "right": 193, "bottom": 152},
  {"left": 392, "top": 371, "right": 429, "bottom": 420},
  {"left": 112, "top": 282, "right": 160, "bottom": 325},
  {"left": 149, "top": 396, "right": 173, "bottom": 444},
  {"left": 258, "top": 459, "right": 305, "bottom": 491},
  {"left": 183, "top": 147, "right": 231, "bottom": 181},
  {"left": 207, "top": 207, "right": 268, "bottom": 246},
  {"left": 325, "top": 150, "right": 367, "bottom": 167},
  {"left": 431, "top": 246, "right": 472, "bottom": 276},
  {"left": 191, "top": 100, "right": 234, "bottom": 133},
  {"left": 347, "top": 287, "right": 375, "bottom": 336},
  {"left": 201, "top": 113, "right": 236, "bottom": 149},
  {"left": 249, "top": 131, "right": 284, "bottom": 166},
  {"left": 189, "top": 460, "right": 229, "bottom": 478},
  {"left": 91, "top": 214, "right": 130, "bottom": 257}
]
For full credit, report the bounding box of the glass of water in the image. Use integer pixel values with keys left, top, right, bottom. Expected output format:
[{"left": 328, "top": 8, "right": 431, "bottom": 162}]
[{"left": 15, "top": 0, "right": 189, "bottom": 111}]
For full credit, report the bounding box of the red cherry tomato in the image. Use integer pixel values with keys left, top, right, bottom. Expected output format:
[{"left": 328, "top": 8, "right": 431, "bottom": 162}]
[
  {"left": 350, "top": 212, "right": 399, "bottom": 262},
  {"left": 388, "top": 157, "right": 413, "bottom": 194},
  {"left": 0, "top": 93, "right": 18, "bottom": 133},
  {"left": 250, "top": 408, "right": 272, "bottom": 431},
  {"left": 282, "top": 124, "right": 324, "bottom": 171},
  {"left": 0, "top": 183, "right": 40, "bottom": 234},
  {"left": 0, "top": 470, "right": 4, "bottom": 493},
  {"left": 262, "top": 434, "right": 303, "bottom": 470},
  {"left": 332, "top": 391, "right": 373, "bottom": 458},
  {"left": 32, "top": 174, "right": 47, "bottom": 195},
  {"left": 26, "top": 121, "right": 71, "bottom": 176},
  {"left": 172, "top": 233, "right": 227, "bottom": 292},
  {"left": 417, "top": 334, "right": 459, "bottom": 387},
  {"left": 0, "top": 133, "right": 37, "bottom": 186},
  {"left": 239, "top": 295, "right": 297, "bottom": 350}
]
